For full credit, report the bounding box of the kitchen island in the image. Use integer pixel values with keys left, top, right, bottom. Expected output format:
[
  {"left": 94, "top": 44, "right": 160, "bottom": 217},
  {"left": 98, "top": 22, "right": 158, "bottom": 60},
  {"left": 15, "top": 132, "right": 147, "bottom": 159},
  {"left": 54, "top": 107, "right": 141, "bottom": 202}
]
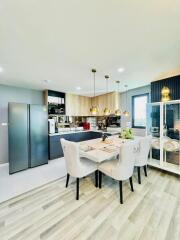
[{"left": 48, "top": 130, "right": 117, "bottom": 160}]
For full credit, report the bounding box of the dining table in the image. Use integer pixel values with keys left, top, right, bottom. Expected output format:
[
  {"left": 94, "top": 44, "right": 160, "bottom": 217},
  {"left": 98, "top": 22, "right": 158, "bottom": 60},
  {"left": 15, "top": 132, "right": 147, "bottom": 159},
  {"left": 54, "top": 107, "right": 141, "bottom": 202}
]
[{"left": 80, "top": 135, "right": 142, "bottom": 163}]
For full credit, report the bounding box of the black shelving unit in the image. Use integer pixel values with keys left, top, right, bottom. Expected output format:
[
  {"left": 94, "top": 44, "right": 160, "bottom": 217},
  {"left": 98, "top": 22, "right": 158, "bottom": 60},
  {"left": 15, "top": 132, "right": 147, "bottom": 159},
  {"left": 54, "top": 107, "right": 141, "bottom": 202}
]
[{"left": 47, "top": 90, "right": 66, "bottom": 115}]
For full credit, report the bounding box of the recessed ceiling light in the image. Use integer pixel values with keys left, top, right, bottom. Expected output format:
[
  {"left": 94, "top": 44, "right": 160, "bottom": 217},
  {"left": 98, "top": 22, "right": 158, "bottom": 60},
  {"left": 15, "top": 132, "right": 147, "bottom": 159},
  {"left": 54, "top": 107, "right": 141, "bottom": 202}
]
[
  {"left": 43, "top": 79, "right": 51, "bottom": 84},
  {"left": 0, "top": 66, "right": 4, "bottom": 73},
  {"left": 118, "top": 67, "right": 125, "bottom": 73},
  {"left": 76, "top": 86, "right": 82, "bottom": 90}
]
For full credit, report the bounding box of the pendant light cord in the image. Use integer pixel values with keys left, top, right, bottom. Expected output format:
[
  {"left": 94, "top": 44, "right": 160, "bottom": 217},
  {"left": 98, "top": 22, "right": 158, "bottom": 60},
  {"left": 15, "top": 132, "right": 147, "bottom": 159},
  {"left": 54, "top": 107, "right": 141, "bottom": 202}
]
[
  {"left": 126, "top": 87, "right": 127, "bottom": 107},
  {"left": 116, "top": 80, "right": 120, "bottom": 93},
  {"left": 91, "top": 69, "right": 97, "bottom": 107},
  {"left": 106, "top": 77, "right": 108, "bottom": 107},
  {"left": 106, "top": 78, "right": 108, "bottom": 94},
  {"left": 94, "top": 72, "right": 95, "bottom": 98},
  {"left": 125, "top": 84, "right": 128, "bottom": 112},
  {"left": 105, "top": 75, "right": 109, "bottom": 109}
]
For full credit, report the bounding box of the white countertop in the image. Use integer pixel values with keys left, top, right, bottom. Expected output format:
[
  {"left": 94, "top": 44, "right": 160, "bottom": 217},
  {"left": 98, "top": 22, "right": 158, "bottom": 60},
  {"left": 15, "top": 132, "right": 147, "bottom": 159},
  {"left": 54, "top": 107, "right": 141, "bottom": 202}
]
[
  {"left": 49, "top": 130, "right": 91, "bottom": 136},
  {"left": 49, "top": 129, "right": 121, "bottom": 136}
]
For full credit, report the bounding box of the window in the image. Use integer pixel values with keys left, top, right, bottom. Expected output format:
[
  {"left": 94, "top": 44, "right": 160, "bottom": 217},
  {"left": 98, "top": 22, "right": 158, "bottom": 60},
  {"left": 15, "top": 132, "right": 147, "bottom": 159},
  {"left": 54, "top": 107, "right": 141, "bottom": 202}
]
[{"left": 132, "top": 93, "right": 149, "bottom": 128}]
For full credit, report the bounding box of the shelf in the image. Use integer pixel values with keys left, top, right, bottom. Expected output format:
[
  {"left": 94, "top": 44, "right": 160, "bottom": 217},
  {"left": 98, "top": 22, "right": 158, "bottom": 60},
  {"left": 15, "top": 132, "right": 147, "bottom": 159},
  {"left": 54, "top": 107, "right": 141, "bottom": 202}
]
[{"left": 148, "top": 158, "right": 180, "bottom": 175}]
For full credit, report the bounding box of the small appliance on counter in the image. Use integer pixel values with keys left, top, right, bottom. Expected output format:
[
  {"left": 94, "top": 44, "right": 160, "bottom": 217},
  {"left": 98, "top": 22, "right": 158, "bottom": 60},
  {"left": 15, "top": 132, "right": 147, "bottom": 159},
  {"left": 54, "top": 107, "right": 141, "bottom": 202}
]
[
  {"left": 97, "top": 122, "right": 106, "bottom": 130},
  {"left": 107, "top": 115, "right": 121, "bottom": 127},
  {"left": 97, "top": 117, "right": 107, "bottom": 130},
  {"left": 48, "top": 119, "right": 55, "bottom": 134},
  {"left": 83, "top": 122, "right": 90, "bottom": 130}
]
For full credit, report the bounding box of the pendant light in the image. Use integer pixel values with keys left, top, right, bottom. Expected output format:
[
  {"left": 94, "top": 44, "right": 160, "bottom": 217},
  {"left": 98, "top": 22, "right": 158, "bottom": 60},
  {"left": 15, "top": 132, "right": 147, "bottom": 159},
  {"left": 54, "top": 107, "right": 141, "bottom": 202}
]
[
  {"left": 123, "top": 84, "right": 129, "bottom": 117},
  {"left": 104, "top": 75, "right": 111, "bottom": 115},
  {"left": 115, "top": 80, "right": 121, "bottom": 116},
  {"left": 90, "top": 69, "right": 99, "bottom": 115},
  {"left": 161, "top": 86, "right": 170, "bottom": 102}
]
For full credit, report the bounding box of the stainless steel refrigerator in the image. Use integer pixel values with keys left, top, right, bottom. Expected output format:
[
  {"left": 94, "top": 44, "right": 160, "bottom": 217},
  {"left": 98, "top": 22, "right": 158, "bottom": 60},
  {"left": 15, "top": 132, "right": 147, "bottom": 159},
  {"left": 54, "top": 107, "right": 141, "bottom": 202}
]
[{"left": 8, "top": 103, "right": 48, "bottom": 174}]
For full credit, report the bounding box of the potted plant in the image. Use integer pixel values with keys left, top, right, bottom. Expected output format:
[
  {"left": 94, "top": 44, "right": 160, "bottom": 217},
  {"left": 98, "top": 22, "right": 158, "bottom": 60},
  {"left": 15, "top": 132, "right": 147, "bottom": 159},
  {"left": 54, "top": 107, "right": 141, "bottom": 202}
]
[{"left": 120, "top": 128, "right": 134, "bottom": 139}]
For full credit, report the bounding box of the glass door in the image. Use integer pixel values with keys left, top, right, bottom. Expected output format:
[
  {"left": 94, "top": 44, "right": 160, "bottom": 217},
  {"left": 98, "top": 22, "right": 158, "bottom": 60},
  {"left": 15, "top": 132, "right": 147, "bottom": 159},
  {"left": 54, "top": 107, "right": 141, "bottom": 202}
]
[
  {"left": 147, "top": 103, "right": 162, "bottom": 166},
  {"left": 163, "top": 101, "right": 180, "bottom": 172},
  {"left": 147, "top": 100, "right": 180, "bottom": 174}
]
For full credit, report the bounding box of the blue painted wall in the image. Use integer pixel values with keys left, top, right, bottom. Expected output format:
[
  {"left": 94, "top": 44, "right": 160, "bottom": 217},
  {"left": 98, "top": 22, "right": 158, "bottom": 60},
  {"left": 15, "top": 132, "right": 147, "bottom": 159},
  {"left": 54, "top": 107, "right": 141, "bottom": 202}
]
[{"left": 0, "top": 84, "right": 44, "bottom": 164}]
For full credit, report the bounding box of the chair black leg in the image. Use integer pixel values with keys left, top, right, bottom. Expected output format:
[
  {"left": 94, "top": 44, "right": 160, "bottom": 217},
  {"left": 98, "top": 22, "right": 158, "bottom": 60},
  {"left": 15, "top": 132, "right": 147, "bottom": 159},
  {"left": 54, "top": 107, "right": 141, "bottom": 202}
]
[
  {"left": 99, "top": 171, "right": 102, "bottom": 189},
  {"left": 76, "top": 178, "right": 79, "bottom": 200},
  {"left": 65, "top": 173, "right": 70, "bottom": 188},
  {"left": 95, "top": 170, "right": 98, "bottom": 188},
  {"left": 119, "top": 181, "right": 123, "bottom": 204},
  {"left": 138, "top": 167, "right": 141, "bottom": 184},
  {"left": 143, "top": 165, "right": 147, "bottom": 177},
  {"left": 129, "top": 177, "right": 134, "bottom": 192}
]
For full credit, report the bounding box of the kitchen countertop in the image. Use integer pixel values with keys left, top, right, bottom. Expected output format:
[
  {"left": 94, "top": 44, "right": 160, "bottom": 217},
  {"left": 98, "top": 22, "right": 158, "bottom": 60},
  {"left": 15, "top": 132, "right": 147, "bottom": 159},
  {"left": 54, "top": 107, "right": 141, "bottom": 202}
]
[{"left": 49, "top": 129, "right": 120, "bottom": 136}]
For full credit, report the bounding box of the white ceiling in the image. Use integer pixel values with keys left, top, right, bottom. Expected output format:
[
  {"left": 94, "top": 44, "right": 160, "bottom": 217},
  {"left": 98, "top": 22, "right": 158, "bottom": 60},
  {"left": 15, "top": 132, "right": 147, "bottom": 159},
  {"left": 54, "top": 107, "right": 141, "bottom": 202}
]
[{"left": 0, "top": 0, "right": 180, "bottom": 96}]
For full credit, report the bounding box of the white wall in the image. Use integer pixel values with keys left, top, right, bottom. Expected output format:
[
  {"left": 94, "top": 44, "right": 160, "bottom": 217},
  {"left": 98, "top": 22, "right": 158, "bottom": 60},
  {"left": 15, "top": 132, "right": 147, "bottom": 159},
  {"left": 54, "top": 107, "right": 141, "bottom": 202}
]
[
  {"left": 120, "top": 85, "right": 151, "bottom": 136},
  {"left": 0, "top": 84, "right": 44, "bottom": 164}
]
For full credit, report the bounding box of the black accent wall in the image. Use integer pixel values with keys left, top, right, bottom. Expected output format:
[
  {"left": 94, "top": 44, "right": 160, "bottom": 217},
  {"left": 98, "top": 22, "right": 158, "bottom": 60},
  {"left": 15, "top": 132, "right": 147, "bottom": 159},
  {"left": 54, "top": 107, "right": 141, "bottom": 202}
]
[{"left": 151, "top": 75, "right": 180, "bottom": 102}]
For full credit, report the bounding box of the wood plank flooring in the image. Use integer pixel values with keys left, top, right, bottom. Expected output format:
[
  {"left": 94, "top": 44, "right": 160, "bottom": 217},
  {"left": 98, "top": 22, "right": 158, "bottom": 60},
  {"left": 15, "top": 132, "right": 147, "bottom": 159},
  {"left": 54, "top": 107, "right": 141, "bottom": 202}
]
[{"left": 0, "top": 168, "right": 180, "bottom": 240}]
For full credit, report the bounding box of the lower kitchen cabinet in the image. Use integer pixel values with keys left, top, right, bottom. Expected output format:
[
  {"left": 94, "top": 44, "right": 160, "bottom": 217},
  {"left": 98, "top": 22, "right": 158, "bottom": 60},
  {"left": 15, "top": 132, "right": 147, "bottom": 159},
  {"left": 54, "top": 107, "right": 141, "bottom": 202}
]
[{"left": 48, "top": 131, "right": 107, "bottom": 160}]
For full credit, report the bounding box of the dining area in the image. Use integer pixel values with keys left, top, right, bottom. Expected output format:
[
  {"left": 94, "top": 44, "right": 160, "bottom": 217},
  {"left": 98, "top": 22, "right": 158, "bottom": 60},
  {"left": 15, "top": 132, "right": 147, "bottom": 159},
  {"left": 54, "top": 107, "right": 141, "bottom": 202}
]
[
  {"left": 1, "top": 0, "right": 180, "bottom": 238},
  {"left": 61, "top": 134, "right": 151, "bottom": 204}
]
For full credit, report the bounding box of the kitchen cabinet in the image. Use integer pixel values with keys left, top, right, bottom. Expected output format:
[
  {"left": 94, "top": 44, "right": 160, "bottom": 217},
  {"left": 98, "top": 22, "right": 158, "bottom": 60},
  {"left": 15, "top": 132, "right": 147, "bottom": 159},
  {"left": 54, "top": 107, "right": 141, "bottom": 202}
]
[
  {"left": 44, "top": 90, "right": 66, "bottom": 115},
  {"left": 91, "top": 92, "right": 120, "bottom": 116},
  {"left": 48, "top": 131, "right": 107, "bottom": 160},
  {"left": 45, "top": 90, "right": 120, "bottom": 117},
  {"left": 66, "top": 92, "right": 120, "bottom": 116},
  {"left": 66, "top": 93, "right": 91, "bottom": 116}
]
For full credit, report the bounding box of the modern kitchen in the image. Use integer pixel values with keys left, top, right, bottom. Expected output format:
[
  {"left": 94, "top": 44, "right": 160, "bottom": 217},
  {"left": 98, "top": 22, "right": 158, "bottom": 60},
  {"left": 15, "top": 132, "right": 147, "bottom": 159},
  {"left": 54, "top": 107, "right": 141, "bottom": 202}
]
[
  {"left": 47, "top": 86, "right": 122, "bottom": 161},
  {"left": 7, "top": 80, "right": 122, "bottom": 175},
  {"left": 4, "top": 75, "right": 180, "bottom": 173},
  {"left": 0, "top": 1, "right": 180, "bottom": 239}
]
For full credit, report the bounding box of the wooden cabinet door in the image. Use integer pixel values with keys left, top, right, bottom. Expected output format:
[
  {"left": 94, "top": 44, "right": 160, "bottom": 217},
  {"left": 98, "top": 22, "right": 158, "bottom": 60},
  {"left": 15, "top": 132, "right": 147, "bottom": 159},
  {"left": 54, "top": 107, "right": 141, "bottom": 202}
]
[
  {"left": 66, "top": 92, "right": 120, "bottom": 116},
  {"left": 91, "top": 92, "right": 120, "bottom": 116},
  {"left": 66, "top": 93, "right": 91, "bottom": 116}
]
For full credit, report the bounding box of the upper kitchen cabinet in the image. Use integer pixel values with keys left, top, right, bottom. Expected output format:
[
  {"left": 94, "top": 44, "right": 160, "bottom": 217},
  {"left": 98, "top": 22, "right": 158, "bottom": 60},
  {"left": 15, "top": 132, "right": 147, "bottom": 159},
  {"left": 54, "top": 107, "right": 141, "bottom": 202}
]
[
  {"left": 66, "top": 93, "right": 91, "bottom": 116},
  {"left": 91, "top": 92, "right": 120, "bottom": 116},
  {"left": 44, "top": 90, "right": 66, "bottom": 115},
  {"left": 45, "top": 90, "right": 120, "bottom": 116}
]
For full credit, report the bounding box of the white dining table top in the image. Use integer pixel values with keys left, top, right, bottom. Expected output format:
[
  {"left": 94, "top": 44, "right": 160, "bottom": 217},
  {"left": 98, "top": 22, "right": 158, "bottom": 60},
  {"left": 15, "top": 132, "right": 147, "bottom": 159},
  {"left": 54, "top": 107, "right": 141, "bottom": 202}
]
[{"left": 80, "top": 135, "right": 142, "bottom": 163}]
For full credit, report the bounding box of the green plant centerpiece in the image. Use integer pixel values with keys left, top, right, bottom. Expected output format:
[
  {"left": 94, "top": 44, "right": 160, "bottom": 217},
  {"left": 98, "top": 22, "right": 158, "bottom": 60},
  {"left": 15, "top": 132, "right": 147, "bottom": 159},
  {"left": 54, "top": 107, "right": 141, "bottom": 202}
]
[{"left": 120, "top": 128, "right": 134, "bottom": 139}]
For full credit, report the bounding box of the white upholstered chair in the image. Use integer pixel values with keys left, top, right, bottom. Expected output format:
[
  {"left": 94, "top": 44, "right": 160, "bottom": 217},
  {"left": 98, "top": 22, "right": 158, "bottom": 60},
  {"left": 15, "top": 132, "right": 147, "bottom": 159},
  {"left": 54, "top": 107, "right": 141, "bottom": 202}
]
[
  {"left": 61, "top": 138, "right": 98, "bottom": 200},
  {"left": 98, "top": 142, "right": 136, "bottom": 204},
  {"left": 134, "top": 136, "right": 152, "bottom": 184}
]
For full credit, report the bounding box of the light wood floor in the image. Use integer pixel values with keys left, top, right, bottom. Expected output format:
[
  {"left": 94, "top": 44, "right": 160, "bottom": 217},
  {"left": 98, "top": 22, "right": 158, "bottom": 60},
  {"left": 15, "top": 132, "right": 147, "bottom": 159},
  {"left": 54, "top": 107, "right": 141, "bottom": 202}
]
[{"left": 0, "top": 168, "right": 180, "bottom": 240}]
